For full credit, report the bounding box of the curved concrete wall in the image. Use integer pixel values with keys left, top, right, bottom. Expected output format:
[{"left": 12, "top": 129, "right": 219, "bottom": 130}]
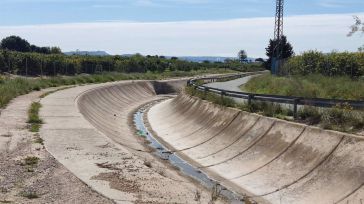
[
  {"left": 41, "top": 79, "right": 237, "bottom": 203},
  {"left": 77, "top": 80, "right": 185, "bottom": 152},
  {"left": 148, "top": 93, "right": 364, "bottom": 204}
]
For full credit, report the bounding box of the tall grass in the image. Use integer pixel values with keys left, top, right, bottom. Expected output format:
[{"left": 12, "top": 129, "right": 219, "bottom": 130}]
[
  {"left": 0, "top": 69, "right": 234, "bottom": 109},
  {"left": 243, "top": 73, "right": 364, "bottom": 100}
]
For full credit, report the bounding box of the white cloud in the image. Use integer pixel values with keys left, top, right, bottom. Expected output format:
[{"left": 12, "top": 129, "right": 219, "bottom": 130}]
[{"left": 0, "top": 13, "right": 362, "bottom": 58}]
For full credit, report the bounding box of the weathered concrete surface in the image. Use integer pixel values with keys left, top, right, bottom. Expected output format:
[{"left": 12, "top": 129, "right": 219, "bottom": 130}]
[
  {"left": 0, "top": 88, "right": 58, "bottom": 153},
  {"left": 148, "top": 92, "right": 364, "bottom": 204},
  {"left": 40, "top": 80, "right": 226, "bottom": 204},
  {"left": 0, "top": 87, "right": 114, "bottom": 204}
]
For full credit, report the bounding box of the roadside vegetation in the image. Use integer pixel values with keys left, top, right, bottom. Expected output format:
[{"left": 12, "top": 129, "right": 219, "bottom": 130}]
[
  {"left": 243, "top": 73, "right": 364, "bottom": 100},
  {"left": 186, "top": 86, "right": 364, "bottom": 134},
  {"left": 0, "top": 69, "right": 237, "bottom": 109},
  {"left": 280, "top": 51, "right": 364, "bottom": 78},
  {"left": 236, "top": 49, "right": 364, "bottom": 133}
]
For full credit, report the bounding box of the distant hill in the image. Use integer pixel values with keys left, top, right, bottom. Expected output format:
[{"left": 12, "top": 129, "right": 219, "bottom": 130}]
[
  {"left": 176, "top": 56, "right": 257, "bottom": 63},
  {"left": 64, "top": 51, "right": 110, "bottom": 56},
  {"left": 177, "top": 56, "right": 233, "bottom": 63},
  {"left": 63, "top": 52, "right": 258, "bottom": 62}
]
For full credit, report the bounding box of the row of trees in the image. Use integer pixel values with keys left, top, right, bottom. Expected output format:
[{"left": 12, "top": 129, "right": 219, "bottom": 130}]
[
  {"left": 0, "top": 36, "right": 62, "bottom": 54},
  {"left": 0, "top": 50, "right": 264, "bottom": 76}
]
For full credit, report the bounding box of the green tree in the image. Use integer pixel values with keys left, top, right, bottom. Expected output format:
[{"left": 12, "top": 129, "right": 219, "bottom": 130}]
[
  {"left": 50, "top": 47, "right": 62, "bottom": 54},
  {"left": 238, "top": 50, "right": 247, "bottom": 63},
  {"left": 359, "top": 45, "right": 364, "bottom": 53},
  {"left": 265, "top": 35, "right": 294, "bottom": 69},
  {"left": 1, "top": 36, "right": 31, "bottom": 52}
]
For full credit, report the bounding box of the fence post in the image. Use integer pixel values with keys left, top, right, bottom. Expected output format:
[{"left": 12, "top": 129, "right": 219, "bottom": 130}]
[{"left": 293, "top": 98, "right": 300, "bottom": 119}]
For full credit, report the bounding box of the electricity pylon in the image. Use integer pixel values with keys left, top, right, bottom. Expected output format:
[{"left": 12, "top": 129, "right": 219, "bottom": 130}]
[{"left": 271, "top": 0, "right": 284, "bottom": 75}]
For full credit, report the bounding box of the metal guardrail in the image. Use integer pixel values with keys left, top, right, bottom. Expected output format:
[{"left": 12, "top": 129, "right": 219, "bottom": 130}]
[{"left": 187, "top": 72, "right": 364, "bottom": 119}]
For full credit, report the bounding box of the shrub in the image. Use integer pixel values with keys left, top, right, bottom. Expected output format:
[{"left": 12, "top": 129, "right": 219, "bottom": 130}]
[
  {"left": 298, "top": 106, "right": 321, "bottom": 125},
  {"left": 282, "top": 51, "right": 364, "bottom": 78},
  {"left": 24, "top": 156, "right": 39, "bottom": 166}
]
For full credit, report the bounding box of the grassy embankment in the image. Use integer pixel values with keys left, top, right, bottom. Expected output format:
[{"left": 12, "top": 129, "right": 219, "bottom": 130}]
[
  {"left": 243, "top": 74, "right": 364, "bottom": 100},
  {"left": 240, "top": 74, "right": 364, "bottom": 133},
  {"left": 186, "top": 73, "right": 364, "bottom": 133},
  {"left": 0, "top": 69, "right": 235, "bottom": 109}
]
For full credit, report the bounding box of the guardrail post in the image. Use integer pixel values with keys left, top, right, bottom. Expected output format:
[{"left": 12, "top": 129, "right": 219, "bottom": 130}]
[
  {"left": 221, "top": 91, "right": 225, "bottom": 101},
  {"left": 187, "top": 80, "right": 191, "bottom": 86},
  {"left": 204, "top": 87, "right": 209, "bottom": 98},
  {"left": 293, "top": 98, "right": 300, "bottom": 119},
  {"left": 248, "top": 94, "right": 254, "bottom": 105}
]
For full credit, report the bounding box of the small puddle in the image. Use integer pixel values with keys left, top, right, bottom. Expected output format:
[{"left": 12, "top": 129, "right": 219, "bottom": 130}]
[{"left": 134, "top": 102, "right": 245, "bottom": 204}]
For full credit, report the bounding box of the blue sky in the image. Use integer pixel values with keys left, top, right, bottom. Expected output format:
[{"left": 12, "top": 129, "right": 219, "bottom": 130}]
[
  {"left": 0, "top": 0, "right": 363, "bottom": 25},
  {"left": 0, "top": 0, "right": 363, "bottom": 57}
]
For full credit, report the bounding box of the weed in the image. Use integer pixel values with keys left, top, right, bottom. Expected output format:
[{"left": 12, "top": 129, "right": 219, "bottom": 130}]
[
  {"left": 29, "top": 124, "right": 41, "bottom": 133},
  {"left": 33, "top": 137, "right": 44, "bottom": 145},
  {"left": 27, "top": 102, "right": 42, "bottom": 124},
  {"left": 243, "top": 197, "right": 253, "bottom": 204},
  {"left": 27, "top": 102, "right": 43, "bottom": 132},
  {"left": 23, "top": 156, "right": 39, "bottom": 166},
  {"left": 194, "top": 189, "right": 201, "bottom": 202},
  {"left": 209, "top": 183, "right": 222, "bottom": 203},
  {"left": 20, "top": 190, "right": 39, "bottom": 199},
  {"left": 157, "top": 168, "right": 166, "bottom": 177},
  {"left": 298, "top": 106, "right": 321, "bottom": 125}
]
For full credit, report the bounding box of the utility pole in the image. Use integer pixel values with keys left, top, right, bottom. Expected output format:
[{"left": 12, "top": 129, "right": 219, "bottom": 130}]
[{"left": 271, "top": 0, "right": 284, "bottom": 75}]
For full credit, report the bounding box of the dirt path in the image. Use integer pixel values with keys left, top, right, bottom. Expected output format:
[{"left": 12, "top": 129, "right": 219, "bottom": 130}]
[{"left": 0, "top": 87, "right": 113, "bottom": 204}]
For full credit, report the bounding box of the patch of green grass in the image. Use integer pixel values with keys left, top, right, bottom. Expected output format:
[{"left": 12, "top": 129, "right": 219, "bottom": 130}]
[
  {"left": 242, "top": 73, "right": 364, "bottom": 100},
  {"left": 29, "top": 124, "right": 41, "bottom": 133},
  {"left": 27, "top": 102, "right": 43, "bottom": 132},
  {"left": 28, "top": 102, "right": 42, "bottom": 124},
  {"left": 33, "top": 137, "right": 44, "bottom": 145},
  {"left": 23, "top": 156, "right": 39, "bottom": 166}
]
